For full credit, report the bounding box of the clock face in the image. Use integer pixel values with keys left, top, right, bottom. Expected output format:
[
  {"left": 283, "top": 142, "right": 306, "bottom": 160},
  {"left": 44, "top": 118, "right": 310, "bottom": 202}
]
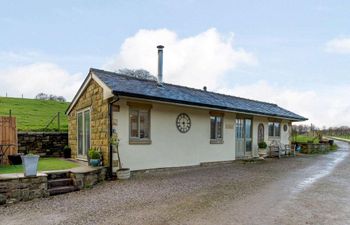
[{"left": 176, "top": 113, "right": 191, "bottom": 133}]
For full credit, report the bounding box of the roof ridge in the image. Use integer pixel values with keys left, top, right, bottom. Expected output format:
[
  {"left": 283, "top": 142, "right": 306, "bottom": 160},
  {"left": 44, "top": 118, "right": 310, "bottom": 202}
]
[
  {"left": 90, "top": 68, "right": 158, "bottom": 83},
  {"left": 90, "top": 68, "right": 278, "bottom": 107}
]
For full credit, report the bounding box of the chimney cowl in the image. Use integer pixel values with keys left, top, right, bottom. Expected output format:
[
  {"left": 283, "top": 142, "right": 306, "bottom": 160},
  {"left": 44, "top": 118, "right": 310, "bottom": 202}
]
[{"left": 203, "top": 86, "right": 207, "bottom": 91}]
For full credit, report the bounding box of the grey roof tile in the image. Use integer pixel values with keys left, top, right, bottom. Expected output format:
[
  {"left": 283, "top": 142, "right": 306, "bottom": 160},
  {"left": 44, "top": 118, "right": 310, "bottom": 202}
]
[{"left": 92, "top": 68, "right": 307, "bottom": 121}]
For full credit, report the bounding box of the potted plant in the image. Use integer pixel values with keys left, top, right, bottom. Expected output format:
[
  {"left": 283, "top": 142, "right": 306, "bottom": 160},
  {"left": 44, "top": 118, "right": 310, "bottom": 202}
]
[
  {"left": 258, "top": 141, "right": 268, "bottom": 159},
  {"left": 111, "top": 134, "right": 130, "bottom": 180},
  {"left": 21, "top": 153, "right": 40, "bottom": 177},
  {"left": 88, "top": 148, "right": 101, "bottom": 167},
  {"left": 63, "top": 145, "right": 71, "bottom": 158}
]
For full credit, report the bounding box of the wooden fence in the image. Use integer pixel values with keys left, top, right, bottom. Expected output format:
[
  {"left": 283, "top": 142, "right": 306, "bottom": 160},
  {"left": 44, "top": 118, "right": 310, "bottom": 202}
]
[{"left": 0, "top": 116, "right": 18, "bottom": 164}]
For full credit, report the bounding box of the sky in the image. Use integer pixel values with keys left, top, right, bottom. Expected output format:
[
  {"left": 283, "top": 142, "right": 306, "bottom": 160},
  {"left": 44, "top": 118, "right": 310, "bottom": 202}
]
[{"left": 0, "top": 0, "right": 349, "bottom": 128}]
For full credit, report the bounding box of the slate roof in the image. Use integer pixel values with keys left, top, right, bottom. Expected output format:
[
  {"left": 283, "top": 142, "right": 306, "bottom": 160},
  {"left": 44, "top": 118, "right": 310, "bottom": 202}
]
[{"left": 92, "top": 68, "right": 307, "bottom": 121}]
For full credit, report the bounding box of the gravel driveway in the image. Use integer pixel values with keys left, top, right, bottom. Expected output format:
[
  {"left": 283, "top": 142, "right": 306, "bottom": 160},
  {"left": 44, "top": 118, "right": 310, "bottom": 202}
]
[{"left": 1, "top": 140, "right": 350, "bottom": 225}]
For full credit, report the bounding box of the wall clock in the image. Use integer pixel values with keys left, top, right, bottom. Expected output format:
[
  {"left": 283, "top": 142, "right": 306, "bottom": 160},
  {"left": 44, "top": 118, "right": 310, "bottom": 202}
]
[{"left": 176, "top": 113, "right": 191, "bottom": 133}]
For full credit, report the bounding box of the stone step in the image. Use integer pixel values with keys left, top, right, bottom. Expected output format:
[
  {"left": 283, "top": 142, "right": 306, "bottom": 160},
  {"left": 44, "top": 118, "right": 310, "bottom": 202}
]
[
  {"left": 48, "top": 178, "right": 73, "bottom": 188},
  {"left": 48, "top": 186, "right": 77, "bottom": 196},
  {"left": 47, "top": 171, "right": 70, "bottom": 180}
]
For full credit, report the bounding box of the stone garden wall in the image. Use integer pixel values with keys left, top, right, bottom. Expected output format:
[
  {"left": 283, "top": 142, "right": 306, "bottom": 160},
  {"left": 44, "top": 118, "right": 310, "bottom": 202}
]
[
  {"left": 18, "top": 132, "right": 68, "bottom": 156},
  {"left": 0, "top": 168, "right": 106, "bottom": 206},
  {"left": 0, "top": 174, "right": 48, "bottom": 205}
]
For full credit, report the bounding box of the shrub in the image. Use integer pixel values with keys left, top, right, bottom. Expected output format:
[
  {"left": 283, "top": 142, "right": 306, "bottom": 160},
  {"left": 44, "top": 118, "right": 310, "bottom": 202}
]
[
  {"left": 258, "top": 141, "right": 267, "bottom": 149},
  {"left": 88, "top": 148, "right": 101, "bottom": 159}
]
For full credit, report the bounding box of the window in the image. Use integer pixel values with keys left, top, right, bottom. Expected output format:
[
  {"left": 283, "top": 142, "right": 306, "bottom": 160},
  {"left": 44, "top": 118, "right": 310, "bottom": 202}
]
[
  {"left": 128, "top": 104, "right": 151, "bottom": 144},
  {"left": 210, "top": 114, "right": 223, "bottom": 144},
  {"left": 268, "top": 122, "right": 281, "bottom": 137},
  {"left": 77, "top": 108, "right": 90, "bottom": 157}
]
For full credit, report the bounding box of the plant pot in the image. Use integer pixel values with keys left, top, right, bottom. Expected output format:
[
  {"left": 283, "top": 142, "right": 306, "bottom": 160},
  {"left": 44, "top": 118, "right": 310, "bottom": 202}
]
[
  {"left": 117, "top": 168, "right": 131, "bottom": 180},
  {"left": 258, "top": 148, "right": 267, "bottom": 159},
  {"left": 21, "top": 155, "right": 40, "bottom": 177},
  {"left": 90, "top": 159, "right": 101, "bottom": 167}
]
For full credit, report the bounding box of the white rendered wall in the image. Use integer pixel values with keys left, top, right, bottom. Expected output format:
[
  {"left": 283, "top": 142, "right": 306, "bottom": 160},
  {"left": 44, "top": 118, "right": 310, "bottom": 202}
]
[
  {"left": 113, "top": 98, "right": 236, "bottom": 171},
  {"left": 113, "top": 98, "right": 292, "bottom": 171}
]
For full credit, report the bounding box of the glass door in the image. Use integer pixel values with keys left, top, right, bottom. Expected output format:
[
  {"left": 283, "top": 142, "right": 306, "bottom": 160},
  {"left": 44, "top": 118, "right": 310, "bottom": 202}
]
[
  {"left": 235, "top": 118, "right": 253, "bottom": 158},
  {"left": 77, "top": 109, "right": 90, "bottom": 158},
  {"left": 235, "top": 119, "right": 245, "bottom": 157}
]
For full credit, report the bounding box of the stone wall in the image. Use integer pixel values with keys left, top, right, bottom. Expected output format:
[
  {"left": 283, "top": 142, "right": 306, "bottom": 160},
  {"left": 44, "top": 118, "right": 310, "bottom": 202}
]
[
  {"left": 71, "top": 167, "right": 106, "bottom": 189},
  {"left": 68, "top": 79, "right": 110, "bottom": 165},
  {"left": 18, "top": 132, "right": 68, "bottom": 155},
  {"left": 300, "top": 143, "right": 331, "bottom": 154},
  {"left": 0, "top": 174, "right": 48, "bottom": 205},
  {"left": 0, "top": 168, "right": 106, "bottom": 206}
]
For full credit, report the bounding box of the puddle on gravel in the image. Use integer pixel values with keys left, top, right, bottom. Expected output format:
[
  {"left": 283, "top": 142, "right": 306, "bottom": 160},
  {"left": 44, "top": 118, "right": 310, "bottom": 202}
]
[{"left": 293, "top": 141, "right": 349, "bottom": 193}]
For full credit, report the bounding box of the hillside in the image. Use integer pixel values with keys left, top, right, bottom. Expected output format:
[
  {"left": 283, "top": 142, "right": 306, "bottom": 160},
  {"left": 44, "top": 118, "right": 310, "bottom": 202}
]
[{"left": 0, "top": 97, "right": 70, "bottom": 131}]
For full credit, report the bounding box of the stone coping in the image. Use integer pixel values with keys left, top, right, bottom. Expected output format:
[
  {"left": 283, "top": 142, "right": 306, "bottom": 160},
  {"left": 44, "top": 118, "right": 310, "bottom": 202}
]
[
  {"left": 17, "top": 131, "right": 68, "bottom": 134},
  {"left": 0, "top": 166, "right": 105, "bottom": 181},
  {"left": 71, "top": 166, "right": 106, "bottom": 174},
  {"left": 0, "top": 172, "right": 47, "bottom": 181}
]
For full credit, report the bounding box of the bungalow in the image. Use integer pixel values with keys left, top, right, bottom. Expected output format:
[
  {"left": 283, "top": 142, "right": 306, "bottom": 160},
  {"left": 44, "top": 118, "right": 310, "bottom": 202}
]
[{"left": 66, "top": 46, "right": 307, "bottom": 176}]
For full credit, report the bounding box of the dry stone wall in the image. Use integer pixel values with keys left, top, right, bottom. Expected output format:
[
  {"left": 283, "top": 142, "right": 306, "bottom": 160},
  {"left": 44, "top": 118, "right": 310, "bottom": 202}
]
[{"left": 18, "top": 132, "right": 68, "bottom": 155}]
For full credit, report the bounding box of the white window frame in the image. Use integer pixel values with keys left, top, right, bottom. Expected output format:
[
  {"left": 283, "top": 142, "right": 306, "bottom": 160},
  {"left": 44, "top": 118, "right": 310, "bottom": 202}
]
[
  {"left": 268, "top": 122, "right": 281, "bottom": 138},
  {"left": 210, "top": 115, "right": 224, "bottom": 144},
  {"left": 76, "top": 107, "right": 91, "bottom": 159},
  {"left": 129, "top": 107, "right": 151, "bottom": 144}
]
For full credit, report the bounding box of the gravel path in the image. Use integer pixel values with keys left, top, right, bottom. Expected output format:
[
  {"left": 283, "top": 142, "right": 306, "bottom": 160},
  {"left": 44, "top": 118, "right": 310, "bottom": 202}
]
[{"left": 1, "top": 140, "right": 350, "bottom": 225}]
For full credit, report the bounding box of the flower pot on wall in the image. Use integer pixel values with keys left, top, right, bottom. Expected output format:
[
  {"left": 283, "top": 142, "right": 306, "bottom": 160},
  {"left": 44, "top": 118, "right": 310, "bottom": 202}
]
[
  {"left": 21, "top": 155, "right": 40, "bottom": 177},
  {"left": 90, "top": 159, "right": 101, "bottom": 167},
  {"left": 117, "top": 168, "right": 130, "bottom": 180}
]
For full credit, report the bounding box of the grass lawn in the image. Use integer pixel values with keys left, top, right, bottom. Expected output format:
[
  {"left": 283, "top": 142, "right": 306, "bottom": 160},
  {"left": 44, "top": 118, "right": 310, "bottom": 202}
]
[
  {"left": 337, "top": 135, "right": 350, "bottom": 140},
  {"left": 0, "top": 97, "right": 69, "bottom": 131},
  {"left": 294, "top": 135, "right": 320, "bottom": 143},
  {"left": 0, "top": 158, "right": 79, "bottom": 174}
]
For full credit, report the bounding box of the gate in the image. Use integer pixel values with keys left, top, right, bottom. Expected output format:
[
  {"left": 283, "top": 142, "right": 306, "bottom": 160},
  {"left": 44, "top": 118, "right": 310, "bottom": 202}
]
[{"left": 0, "top": 116, "right": 18, "bottom": 165}]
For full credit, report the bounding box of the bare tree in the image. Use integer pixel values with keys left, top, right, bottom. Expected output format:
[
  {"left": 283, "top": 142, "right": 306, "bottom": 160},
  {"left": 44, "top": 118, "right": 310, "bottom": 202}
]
[
  {"left": 118, "top": 68, "right": 157, "bottom": 81},
  {"left": 35, "top": 93, "right": 49, "bottom": 100},
  {"left": 35, "top": 93, "right": 66, "bottom": 102}
]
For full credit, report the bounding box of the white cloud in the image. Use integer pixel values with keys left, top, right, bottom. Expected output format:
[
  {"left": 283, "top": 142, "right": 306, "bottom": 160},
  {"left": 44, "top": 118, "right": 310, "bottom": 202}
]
[
  {"left": 104, "top": 28, "right": 256, "bottom": 89},
  {"left": 220, "top": 81, "right": 350, "bottom": 128},
  {"left": 0, "top": 63, "right": 83, "bottom": 100},
  {"left": 325, "top": 38, "right": 350, "bottom": 54}
]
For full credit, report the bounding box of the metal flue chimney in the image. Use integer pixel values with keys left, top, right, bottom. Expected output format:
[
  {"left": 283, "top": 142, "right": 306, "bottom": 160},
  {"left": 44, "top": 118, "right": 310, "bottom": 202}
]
[{"left": 157, "top": 45, "right": 164, "bottom": 83}]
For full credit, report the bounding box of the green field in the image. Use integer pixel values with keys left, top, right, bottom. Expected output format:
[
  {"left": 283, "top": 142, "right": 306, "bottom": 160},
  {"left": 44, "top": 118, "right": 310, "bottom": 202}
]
[
  {"left": 294, "top": 135, "right": 320, "bottom": 143},
  {"left": 0, "top": 158, "right": 79, "bottom": 174},
  {"left": 0, "top": 97, "right": 69, "bottom": 131}
]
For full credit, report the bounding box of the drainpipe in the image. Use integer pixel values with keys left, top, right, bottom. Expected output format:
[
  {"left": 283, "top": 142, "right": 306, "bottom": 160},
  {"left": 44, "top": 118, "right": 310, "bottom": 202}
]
[{"left": 108, "top": 95, "right": 120, "bottom": 179}]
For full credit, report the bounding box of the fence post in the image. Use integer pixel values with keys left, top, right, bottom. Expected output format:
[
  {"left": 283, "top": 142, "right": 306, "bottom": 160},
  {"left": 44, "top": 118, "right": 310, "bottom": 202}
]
[
  {"left": 57, "top": 112, "right": 60, "bottom": 131},
  {"left": 9, "top": 109, "right": 11, "bottom": 117}
]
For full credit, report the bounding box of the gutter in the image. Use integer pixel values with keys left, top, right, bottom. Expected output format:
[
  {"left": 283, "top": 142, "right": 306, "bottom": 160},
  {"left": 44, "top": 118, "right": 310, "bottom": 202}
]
[
  {"left": 112, "top": 91, "right": 307, "bottom": 122},
  {"left": 108, "top": 95, "right": 120, "bottom": 179}
]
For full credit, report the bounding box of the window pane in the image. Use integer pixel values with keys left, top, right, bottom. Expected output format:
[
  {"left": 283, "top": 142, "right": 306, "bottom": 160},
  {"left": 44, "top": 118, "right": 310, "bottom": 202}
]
[
  {"left": 130, "top": 110, "right": 138, "bottom": 138},
  {"left": 77, "top": 112, "right": 83, "bottom": 155},
  {"left": 139, "top": 110, "right": 150, "bottom": 139},
  {"left": 84, "top": 110, "right": 90, "bottom": 155},
  {"left": 268, "top": 122, "right": 274, "bottom": 136},
  {"left": 245, "top": 119, "right": 252, "bottom": 138},
  {"left": 275, "top": 123, "right": 281, "bottom": 137},
  {"left": 216, "top": 116, "right": 223, "bottom": 138},
  {"left": 246, "top": 140, "right": 252, "bottom": 152},
  {"left": 210, "top": 116, "right": 216, "bottom": 139}
]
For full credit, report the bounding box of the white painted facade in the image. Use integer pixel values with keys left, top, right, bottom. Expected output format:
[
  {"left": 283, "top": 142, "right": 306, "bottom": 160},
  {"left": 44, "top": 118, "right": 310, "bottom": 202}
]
[{"left": 112, "top": 98, "right": 292, "bottom": 171}]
